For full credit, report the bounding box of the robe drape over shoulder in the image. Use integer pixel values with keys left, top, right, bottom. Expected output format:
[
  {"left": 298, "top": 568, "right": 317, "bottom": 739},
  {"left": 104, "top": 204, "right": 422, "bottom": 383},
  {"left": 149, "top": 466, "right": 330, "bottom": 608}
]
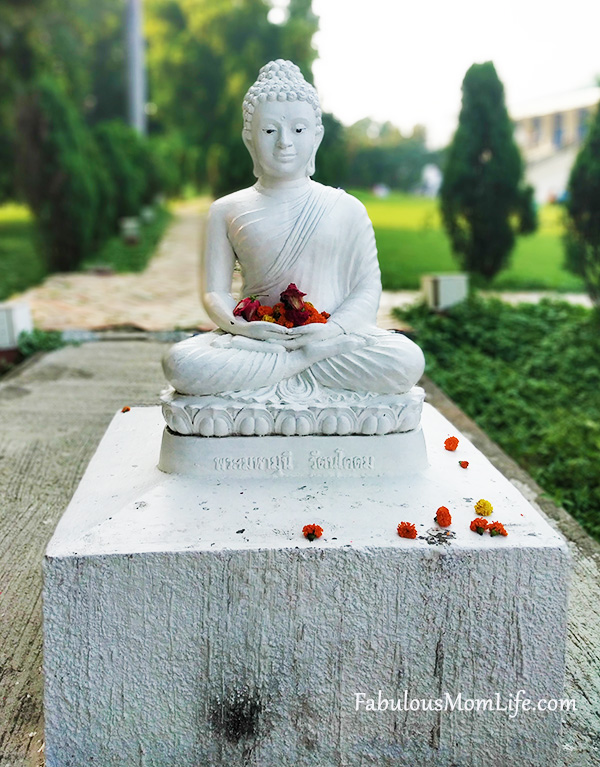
[
  {"left": 163, "top": 181, "right": 425, "bottom": 396},
  {"left": 226, "top": 181, "right": 382, "bottom": 331}
]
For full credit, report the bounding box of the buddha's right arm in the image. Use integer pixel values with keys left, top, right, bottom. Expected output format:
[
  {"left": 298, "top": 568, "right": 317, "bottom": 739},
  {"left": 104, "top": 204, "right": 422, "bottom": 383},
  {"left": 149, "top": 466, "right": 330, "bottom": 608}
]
[
  {"left": 201, "top": 203, "right": 289, "bottom": 341},
  {"left": 201, "top": 204, "right": 239, "bottom": 331}
]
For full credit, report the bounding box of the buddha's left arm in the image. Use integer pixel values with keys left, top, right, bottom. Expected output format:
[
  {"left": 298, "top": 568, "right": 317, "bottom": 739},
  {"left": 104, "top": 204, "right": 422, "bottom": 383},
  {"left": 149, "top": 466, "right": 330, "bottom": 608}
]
[{"left": 329, "top": 203, "right": 382, "bottom": 332}]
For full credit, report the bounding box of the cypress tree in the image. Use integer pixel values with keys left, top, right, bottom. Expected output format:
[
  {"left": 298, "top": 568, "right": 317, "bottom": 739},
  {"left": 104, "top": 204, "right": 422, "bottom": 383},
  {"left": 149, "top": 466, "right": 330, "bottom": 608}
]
[
  {"left": 564, "top": 102, "right": 600, "bottom": 306},
  {"left": 440, "top": 62, "right": 536, "bottom": 282}
]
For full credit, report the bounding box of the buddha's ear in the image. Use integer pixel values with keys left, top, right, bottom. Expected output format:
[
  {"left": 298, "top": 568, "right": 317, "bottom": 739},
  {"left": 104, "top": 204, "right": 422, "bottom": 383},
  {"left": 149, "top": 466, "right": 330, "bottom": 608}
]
[
  {"left": 308, "top": 125, "right": 324, "bottom": 177},
  {"left": 242, "top": 131, "right": 262, "bottom": 178}
]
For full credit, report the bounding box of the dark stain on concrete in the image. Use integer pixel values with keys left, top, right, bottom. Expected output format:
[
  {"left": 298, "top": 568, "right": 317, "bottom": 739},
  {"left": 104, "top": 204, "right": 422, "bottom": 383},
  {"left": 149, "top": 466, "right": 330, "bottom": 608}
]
[
  {"left": 210, "top": 686, "right": 265, "bottom": 744},
  {"left": 0, "top": 385, "right": 31, "bottom": 399}
]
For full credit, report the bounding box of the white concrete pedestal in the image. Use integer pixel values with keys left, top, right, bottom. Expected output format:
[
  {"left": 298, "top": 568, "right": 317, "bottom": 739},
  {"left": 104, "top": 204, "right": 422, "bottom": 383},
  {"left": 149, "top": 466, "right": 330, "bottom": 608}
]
[{"left": 43, "top": 405, "right": 569, "bottom": 767}]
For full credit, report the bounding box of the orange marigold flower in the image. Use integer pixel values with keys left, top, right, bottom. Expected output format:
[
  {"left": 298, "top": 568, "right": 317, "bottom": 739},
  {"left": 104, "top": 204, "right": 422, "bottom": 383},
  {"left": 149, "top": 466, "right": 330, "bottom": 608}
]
[
  {"left": 470, "top": 517, "right": 489, "bottom": 535},
  {"left": 474, "top": 498, "right": 493, "bottom": 516},
  {"left": 121, "top": 406, "right": 131, "bottom": 413},
  {"left": 444, "top": 436, "right": 459, "bottom": 451},
  {"left": 397, "top": 521, "right": 418, "bottom": 539},
  {"left": 256, "top": 305, "right": 273, "bottom": 319},
  {"left": 489, "top": 521, "right": 508, "bottom": 537},
  {"left": 435, "top": 506, "right": 452, "bottom": 527},
  {"left": 459, "top": 460, "right": 469, "bottom": 469},
  {"left": 303, "top": 524, "right": 323, "bottom": 542}
]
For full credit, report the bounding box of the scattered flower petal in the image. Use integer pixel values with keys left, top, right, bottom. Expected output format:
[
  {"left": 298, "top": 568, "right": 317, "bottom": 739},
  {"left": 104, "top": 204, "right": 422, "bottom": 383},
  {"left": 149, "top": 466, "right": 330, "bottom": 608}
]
[
  {"left": 397, "top": 521, "right": 418, "bottom": 539},
  {"left": 303, "top": 523, "right": 323, "bottom": 542},
  {"left": 444, "top": 436, "right": 459, "bottom": 451},
  {"left": 435, "top": 506, "right": 452, "bottom": 527},
  {"left": 459, "top": 460, "right": 469, "bottom": 469},
  {"left": 489, "top": 521, "right": 508, "bottom": 537},
  {"left": 121, "top": 406, "right": 131, "bottom": 413},
  {"left": 470, "top": 517, "right": 489, "bottom": 535},
  {"left": 474, "top": 498, "right": 493, "bottom": 516}
]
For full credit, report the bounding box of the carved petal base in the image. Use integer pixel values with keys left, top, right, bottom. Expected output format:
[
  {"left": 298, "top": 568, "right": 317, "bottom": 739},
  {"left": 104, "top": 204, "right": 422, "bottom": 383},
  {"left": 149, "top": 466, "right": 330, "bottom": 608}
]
[{"left": 161, "top": 373, "right": 424, "bottom": 437}]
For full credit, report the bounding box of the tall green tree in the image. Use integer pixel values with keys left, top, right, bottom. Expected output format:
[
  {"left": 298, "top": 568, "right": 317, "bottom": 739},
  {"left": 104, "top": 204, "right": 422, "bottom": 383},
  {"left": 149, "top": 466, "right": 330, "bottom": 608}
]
[
  {"left": 440, "top": 62, "right": 536, "bottom": 282},
  {"left": 145, "top": 0, "right": 318, "bottom": 196},
  {"left": 564, "top": 101, "right": 600, "bottom": 307}
]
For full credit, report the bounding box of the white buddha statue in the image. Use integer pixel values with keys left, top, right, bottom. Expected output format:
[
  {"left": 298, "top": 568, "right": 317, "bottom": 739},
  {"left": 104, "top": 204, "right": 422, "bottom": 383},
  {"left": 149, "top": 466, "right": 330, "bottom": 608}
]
[{"left": 162, "top": 60, "right": 424, "bottom": 436}]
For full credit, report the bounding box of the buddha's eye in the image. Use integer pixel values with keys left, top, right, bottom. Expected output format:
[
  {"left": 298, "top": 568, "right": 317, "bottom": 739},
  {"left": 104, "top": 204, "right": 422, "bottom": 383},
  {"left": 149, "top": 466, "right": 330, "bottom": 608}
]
[
  {"left": 295, "top": 126, "right": 306, "bottom": 134},
  {"left": 264, "top": 128, "right": 276, "bottom": 134}
]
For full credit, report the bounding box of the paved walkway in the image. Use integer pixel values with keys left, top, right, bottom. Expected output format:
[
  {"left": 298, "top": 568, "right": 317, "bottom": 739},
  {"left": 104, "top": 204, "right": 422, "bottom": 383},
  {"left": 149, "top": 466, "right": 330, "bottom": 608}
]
[{"left": 9, "top": 201, "right": 592, "bottom": 333}]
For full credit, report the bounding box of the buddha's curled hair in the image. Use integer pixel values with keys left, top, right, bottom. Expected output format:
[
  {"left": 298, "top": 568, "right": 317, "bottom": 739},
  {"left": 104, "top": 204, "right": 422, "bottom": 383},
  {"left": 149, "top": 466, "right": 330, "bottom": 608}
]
[{"left": 242, "top": 59, "right": 322, "bottom": 135}]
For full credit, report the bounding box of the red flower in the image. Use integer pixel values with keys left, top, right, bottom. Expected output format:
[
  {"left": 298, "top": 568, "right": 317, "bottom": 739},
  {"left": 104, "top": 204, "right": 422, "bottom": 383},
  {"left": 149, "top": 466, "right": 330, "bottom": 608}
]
[
  {"left": 397, "top": 521, "right": 418, "bottom": 539},
  {"left": 280, "top": 283, "right": 309, "bottom": 326},
  {"left": 233, "top": 296, "right": 261, "bottom": 322},
  {"left": 435, "top": 506, "right": 452, "bottom": 527},
  {"left": 444, "top": 436, "right": 459, "bottom": 451},
  {"left": 121, "top": 406, "right": 131, "bottom": 413},
  {"left": 459, "top": 460, "right": 469, "bottom": 469},
  {"left": 489, "top": 521, "right": 508, "bottom": 537},
  {"left": 303, "top": 524, "right": 323, "bottom": 542},
  {"left": 470, "top": 517, "right": 489, "bottom": 535},
  {"left": 280, "top": 283, "right": 306, "bottom": 310}
]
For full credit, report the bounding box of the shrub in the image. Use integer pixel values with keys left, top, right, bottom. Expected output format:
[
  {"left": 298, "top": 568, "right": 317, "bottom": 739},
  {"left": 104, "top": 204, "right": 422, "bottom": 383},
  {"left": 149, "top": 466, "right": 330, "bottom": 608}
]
[
  {"left": 440, "top": 62, "right": 537, "bottom": 282},
  {"left": 16, "top": 76, "right": 99, "bottom": 271},
  {"left": 564, "top": 100, "right": 600, "bottom": 306},
  {"left": 94, "top": 120, "right": 147, "bottom": 222}
]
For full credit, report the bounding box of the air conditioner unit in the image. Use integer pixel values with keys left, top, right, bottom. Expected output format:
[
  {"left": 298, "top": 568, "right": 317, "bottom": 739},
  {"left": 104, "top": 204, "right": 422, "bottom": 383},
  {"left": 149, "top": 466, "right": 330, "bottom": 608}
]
[
  {"left": 0, "top": 303, "right": 33, "bottom": 350},
  {"left": 421, "top": 274, "right": 468, "bottom": 311}
]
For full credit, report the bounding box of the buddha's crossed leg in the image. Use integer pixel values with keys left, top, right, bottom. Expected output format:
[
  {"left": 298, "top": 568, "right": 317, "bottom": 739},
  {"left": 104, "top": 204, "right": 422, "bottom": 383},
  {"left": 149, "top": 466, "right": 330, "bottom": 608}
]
[{"left": 163, "top": 329, "right": 424, "bottom": 396}]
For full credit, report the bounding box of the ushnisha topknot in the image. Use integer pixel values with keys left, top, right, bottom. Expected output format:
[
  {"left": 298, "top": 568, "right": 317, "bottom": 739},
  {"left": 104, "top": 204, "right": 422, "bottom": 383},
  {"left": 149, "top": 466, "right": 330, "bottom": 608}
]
[{"left": 242, "top": 59, "right": 322, "bottom": 135}]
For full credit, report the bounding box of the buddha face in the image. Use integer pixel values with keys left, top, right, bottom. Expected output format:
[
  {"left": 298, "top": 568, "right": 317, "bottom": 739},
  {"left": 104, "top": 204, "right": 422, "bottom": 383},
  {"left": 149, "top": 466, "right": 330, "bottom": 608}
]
[{"left": 244, "top": 99, "right": 323, "bottom": 182}]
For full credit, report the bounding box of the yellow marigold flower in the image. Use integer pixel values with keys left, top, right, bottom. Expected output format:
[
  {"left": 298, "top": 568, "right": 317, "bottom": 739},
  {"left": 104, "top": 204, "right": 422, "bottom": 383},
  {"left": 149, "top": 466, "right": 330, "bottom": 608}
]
[
  {"left": 474, "top": 499, "right": 493, "bottom": 516},
  {"left": 261, "top": 315, "right": 275, "bottom": 323}
]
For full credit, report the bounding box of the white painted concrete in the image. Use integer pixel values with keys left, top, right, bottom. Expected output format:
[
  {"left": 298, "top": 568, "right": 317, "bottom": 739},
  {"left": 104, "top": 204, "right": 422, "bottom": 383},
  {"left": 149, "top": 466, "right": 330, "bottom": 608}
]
[{"left": 44, "top": 404, "right": 569, "bottom": 766}]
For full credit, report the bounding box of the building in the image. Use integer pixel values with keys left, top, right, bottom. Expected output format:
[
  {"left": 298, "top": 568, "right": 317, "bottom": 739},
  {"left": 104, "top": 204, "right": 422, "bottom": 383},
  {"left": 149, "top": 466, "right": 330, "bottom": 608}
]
[{"left": 513, "top": 86, "right": 600, "bottom": 203}]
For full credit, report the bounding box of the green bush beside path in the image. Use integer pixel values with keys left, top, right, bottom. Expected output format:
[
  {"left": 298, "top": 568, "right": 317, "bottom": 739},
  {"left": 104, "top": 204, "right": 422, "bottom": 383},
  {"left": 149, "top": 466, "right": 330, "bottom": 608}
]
[{"left": 396, "top": 297, "right": 600, "bottom": 542}]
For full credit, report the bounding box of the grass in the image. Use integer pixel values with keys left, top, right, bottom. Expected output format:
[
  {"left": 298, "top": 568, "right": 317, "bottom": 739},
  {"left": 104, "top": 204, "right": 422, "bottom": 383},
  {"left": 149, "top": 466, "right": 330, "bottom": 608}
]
[
  {"left": 352, "top": 190, "right": 585, "bottom": 293},
  {"left": 0, "top": 204, "right": 47, "bottom": 301},
  {"left": 0, "top": 203, "right": 172, "bottom": 302}
]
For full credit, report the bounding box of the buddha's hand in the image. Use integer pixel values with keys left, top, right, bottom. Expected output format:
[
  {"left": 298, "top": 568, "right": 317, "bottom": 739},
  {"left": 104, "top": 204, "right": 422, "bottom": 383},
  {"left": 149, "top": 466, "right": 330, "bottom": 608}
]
[
  {"left": 279, "top": 323, "right": 367, "bottom": 361},
  {"left": 274, "top": 321, "right": 340, "bottom": 350},
  {"left": 227, "top": 317, "right": 291, "bottom": 343}
]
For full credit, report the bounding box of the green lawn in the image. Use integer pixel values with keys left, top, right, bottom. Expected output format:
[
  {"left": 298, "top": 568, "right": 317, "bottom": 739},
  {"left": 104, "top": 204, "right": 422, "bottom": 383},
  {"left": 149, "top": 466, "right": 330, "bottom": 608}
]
[
  {"left": 353, "top": 191, "right": 585, "bottom": 292},
  {"left": 0, "top": 204, "right": 47, "bottom": 302}
]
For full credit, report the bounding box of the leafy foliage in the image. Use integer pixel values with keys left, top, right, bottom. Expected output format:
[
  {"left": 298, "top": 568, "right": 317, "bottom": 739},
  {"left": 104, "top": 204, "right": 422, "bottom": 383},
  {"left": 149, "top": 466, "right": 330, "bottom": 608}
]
[
  {"left": 397, "top": 297, "right": 600, "bottom": 541},
  {"left": 564, "top": 100, "right": 600, "bottom": 305},
  {"left": 145, "top": 0, "right": 319, "bottom": 196},
  {"left": 345, "top": 120, "right": 430, "bottom": 192},
  {"left": 17, "top": 328, "right": 66, "bottom": 357},
  {"left": 16, "top": 76, "right": 100, "bottom": 271},
  {"left": 83, "top": 206, "right": 172, "bottom": 273},
  {"left": 440, "top": 62, "right": 537, "bottom": 281}
]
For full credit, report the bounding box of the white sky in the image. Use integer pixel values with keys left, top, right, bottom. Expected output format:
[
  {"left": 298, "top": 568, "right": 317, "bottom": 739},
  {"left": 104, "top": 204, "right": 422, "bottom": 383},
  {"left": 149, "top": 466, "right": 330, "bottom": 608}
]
[{"left": 306, "top": 0, "right": 600, "bottom": 147}]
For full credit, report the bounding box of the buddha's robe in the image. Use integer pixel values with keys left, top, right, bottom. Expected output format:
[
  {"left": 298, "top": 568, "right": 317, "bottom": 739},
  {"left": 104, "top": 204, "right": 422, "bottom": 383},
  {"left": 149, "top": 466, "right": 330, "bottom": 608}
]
[{"left": 163, "top": 181, "right": 424, "bottom": 395}]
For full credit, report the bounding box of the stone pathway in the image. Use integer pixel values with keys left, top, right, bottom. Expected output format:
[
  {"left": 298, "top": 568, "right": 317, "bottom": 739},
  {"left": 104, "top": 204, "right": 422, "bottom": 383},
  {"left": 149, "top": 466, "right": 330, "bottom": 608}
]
[{"left": 8, "top": 201, "right": 593, "bottom": 333}]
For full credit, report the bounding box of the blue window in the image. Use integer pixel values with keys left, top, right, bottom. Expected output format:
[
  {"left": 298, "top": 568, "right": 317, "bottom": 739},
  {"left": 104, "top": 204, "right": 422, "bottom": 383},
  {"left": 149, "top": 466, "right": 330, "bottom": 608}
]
[
  {"left": 578, "top": 109, "right": 589, "bottom": 141},
  {"left": 553, "top": 113, "right": 563, "bottom": 148}
]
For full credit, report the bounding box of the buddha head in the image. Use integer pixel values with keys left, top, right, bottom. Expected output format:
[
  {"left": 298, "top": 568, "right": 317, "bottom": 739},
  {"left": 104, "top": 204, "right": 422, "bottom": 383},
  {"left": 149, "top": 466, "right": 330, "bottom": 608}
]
[{"left": 242, "top": 60, "right": 324, "bottom": 181}]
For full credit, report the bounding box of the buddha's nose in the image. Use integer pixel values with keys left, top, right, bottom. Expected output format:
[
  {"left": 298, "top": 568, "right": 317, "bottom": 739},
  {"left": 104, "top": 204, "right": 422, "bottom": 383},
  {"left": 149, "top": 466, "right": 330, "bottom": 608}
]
[{"left": 277, "top": 128, "right": 293, "bottom": 148}]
